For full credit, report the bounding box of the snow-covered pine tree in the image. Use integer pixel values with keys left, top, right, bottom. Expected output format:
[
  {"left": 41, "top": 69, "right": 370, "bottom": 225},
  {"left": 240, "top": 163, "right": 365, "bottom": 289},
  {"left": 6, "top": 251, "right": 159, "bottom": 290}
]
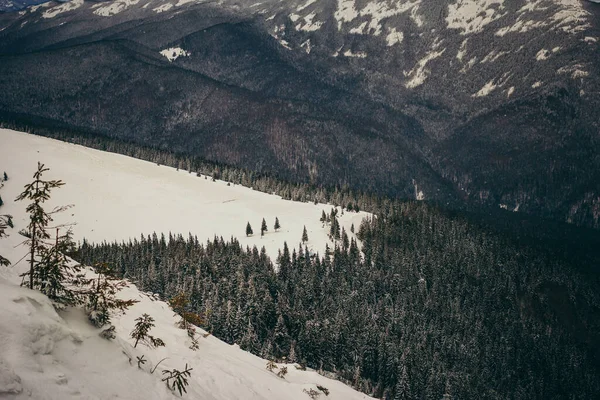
[
  {"left": 85, "top": 262, "right": 138, "bottom": 328},
  {"left": 15, "top": 162, "right": 67, "bottom": 289},
  {"left": 131, "top": 313, "right": 165, "bottom": 348},
  {"left": 302, "top": 226, "right": 308, "bottom": 243},
  {"left": 0, "top": 180, "right": 11, "bottom": 266},
  {"left": 35, "top": 228, "right": 83, "bottom": 308},
  {"left": 261, "top": 218, "right": 268, "bottom": 236},
  {"left": 274, "top": 217, "right": 281, "bottom": 231},
  {"left": 246, "top": 222, "right": 253, "bottom": 237}
]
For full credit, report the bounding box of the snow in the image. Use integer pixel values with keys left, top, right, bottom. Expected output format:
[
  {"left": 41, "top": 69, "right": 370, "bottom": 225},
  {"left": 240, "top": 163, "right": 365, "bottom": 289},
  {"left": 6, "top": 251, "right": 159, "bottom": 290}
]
[
  {"left": 42, "top": 0, "right": 84, "bottom": 19},
  {"left": 446, "top": 0, "right": 506, "bottom": 35},
  {"left": 0, "top": 129, "right": 366, "bottom": 264},
  {"left": 532, "top": 81, "right": 543, "bottom": 88},
  {"left": 557, "top": 64, "right": 589, "bottom": 79},
  {"left": 297, "top": 0, "right": 317, "bottom": 12},
  {"left": 472, "top": 80, "right": 498, "bottom": 97},
  {"left": 506, "top": 86, "right": 515, "bottom": 98},
  {"left": 300, "top": 39, "right": 312, "bottom": 54},
  {"left": 0, "top": 128, "right": 373, "bottom": 399},
  {"left": 404, "top": 45, "right": 445, "bottom": 88},
  {"left": 456, "top": 38, "right": 468, "bottom": 61},
  {"left": 94, "top": 0, "right": 141, "bottom": 17},
  {"left": 294, "top": 12, "right": 323, "bottom": 32},
  {"left": 343, "top": 49, "right": 367, "bottom": 58},
  {"left": 334, "top": 0, "right": 358, "bottom": 30},
  {"left": 536, "top": 49, "right": 550, "bottom": 61},
  {"left": 154, "top": 3, "right": 174, "bottom": 13},
  {"left": 385, "top": 27, "right": 404, "bottom": 46},
  {"left": 160, "top": 47, "right": 191, "bottom": 62},
  {"left": 496, "top": 0, "right": 590, "bottom": 36},
  {"left": 335, "top": 0, "right": 422, "bottom": 34}
]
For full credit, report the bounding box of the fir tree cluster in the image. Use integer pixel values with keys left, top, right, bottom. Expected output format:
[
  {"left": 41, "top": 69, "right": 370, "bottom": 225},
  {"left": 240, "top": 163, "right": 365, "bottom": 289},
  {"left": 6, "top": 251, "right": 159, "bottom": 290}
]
[{"left": 75, "top": 203, "right": 600, "bottom": 399}]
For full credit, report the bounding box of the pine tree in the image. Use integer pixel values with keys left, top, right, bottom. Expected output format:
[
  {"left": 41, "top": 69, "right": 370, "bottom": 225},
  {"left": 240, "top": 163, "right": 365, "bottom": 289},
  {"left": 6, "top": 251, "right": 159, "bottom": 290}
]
[
  {"left": 261, "top": 218, "right": 268, "bottom": 237},
  {"left": 85, "top": 262, "right": 138, "bottom": 328},
  {"left": 131, "top": 313, "right": 165, "bottom": 348},
  {"left": 16, "top": 163, "right": 68, "bottom": 290},
  {"left": 2, "top": 172, "right": 7, "bottom": 181},
  {"left": 169, "top": 292, "right": 204, "bottom": 330},
  {"left": 0, "top": 195, "right": 3, "bottom": 207},
  {"left": 274, "top": 217, "right": 281, "bottom": 232},
  {"left": 246, "top": 222, "right": 253, "bottom": 237},
  {"left": 320, "top": 210, "right": 326, "bottom": 223},
  {"left": 35, "top": 228, "right": 83, "bottom": 307},
  {"left": 302, "top": 226, "right": 309, "bottom": 243},
  {"left": 0, "top": 181, "right": 11, "bottom": 266}
]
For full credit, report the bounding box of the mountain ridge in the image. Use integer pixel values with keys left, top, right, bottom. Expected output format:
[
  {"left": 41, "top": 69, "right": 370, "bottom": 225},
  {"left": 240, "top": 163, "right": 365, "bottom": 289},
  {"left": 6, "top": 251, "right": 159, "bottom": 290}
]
[{"left": 0, "top": 0, "right": 598, "bottom": 227}]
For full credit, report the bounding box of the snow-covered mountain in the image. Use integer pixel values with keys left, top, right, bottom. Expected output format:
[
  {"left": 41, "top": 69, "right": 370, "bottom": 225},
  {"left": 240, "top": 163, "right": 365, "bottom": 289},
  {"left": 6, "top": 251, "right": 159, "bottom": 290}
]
[
  {"left": 0, "top": 0, "right": 598, "bottom": 228},
  {"left": 0, "top": 128, "right": 372, "bottom": 400}
]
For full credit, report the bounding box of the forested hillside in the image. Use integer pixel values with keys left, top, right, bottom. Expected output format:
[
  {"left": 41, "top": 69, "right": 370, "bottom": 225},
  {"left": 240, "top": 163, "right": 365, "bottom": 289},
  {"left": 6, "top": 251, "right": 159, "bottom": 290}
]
[{"left": 77, "top": 203, "right": 600, "bottom": 399}]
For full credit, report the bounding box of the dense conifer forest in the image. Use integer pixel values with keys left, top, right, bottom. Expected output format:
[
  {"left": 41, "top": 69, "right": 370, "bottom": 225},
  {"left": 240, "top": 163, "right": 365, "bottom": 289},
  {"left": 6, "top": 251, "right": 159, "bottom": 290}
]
[{"left": 76, "top": 203, "right": 600, "bottom": 399}]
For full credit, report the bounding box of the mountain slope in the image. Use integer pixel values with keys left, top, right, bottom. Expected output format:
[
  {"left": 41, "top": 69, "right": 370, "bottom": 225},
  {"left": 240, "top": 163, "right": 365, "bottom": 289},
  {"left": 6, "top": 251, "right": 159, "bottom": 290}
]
[
  {"left": 0, "top": 128, "right": 372, "bottom": 400},
  {"left": 0, "top": 0, "right": 599, "bottom": 227}
]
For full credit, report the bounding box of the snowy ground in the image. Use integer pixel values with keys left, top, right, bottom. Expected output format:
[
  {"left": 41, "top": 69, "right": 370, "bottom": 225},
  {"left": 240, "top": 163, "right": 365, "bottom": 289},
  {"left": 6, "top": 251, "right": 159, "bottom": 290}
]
[
  {"left": 0, "top": 128, "right": 373, "bottom": 400},
  {"left": 0, "top": 128, "right": 368, "bottom": 260}
]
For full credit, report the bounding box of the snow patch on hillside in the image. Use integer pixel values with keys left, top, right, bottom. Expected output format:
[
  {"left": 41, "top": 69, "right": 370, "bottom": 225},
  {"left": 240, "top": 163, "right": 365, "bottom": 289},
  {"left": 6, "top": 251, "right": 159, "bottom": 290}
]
[
  {"left": 386, "top": 27, "right": 404, "bottom": 46},
  {"left": 446, "top": 0, "right": 506, "bottom": 35},
  {"left": 496, "top": 0, "right": 590, "bottom": 36},
  {"left": 160, "top": 47, "right": 191, "bottom": 61},
  {"left": 405, "top": 42, "right": 445, "bottom": 88},
  {"left": 343, "top": 49, "right": 367, "bottom": 58},
  {"left": 154, "top": 3, "right": 174, "bottom": 13},
  {"left": 94, "top": 0, "right": 141, "bottom": 17},
  {"left": 334, "top": 0, "right": 423, "bottom": 33},
  {"left": 536, "top": 49, "right": 550, "bottom": 60},
  {"left": 473, "top": 80, "right": 498, "bottom": 97},
  {"left": 42, "top": 0, "right": 83, "bottom": 19},
  {"left": 294, "top": 11, "right": 323, "bottom": 32}
]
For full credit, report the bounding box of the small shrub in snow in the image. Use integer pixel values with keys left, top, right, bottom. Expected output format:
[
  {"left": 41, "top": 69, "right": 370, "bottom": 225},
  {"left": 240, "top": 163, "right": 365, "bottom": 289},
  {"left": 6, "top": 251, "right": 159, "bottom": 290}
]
[
  {"left": 169, "top": 292, "right": 204, "bottom": 330},
  {"left": 316, "top": 385, "right": 330, "bottom": 396},
  {"left": 162, "top": 364, "right": 193, "bottom": 396},
  {"left": 304, "top": 388, "right": 321, "bottom": 399},
  {"left": 131, "top": 313, "right": 165, "bottom": 348},
  {"left": 136, "top": 355, "right": 147, "bottom": 369},
  {"left": 99, "top": 325, "right": 116, "bottom": 340},
  {"left": 266, "top": 360, "right": 278, "bottom": 372},
  {"left": 277, "top": 365, "right": 288, "bottom": 379}
]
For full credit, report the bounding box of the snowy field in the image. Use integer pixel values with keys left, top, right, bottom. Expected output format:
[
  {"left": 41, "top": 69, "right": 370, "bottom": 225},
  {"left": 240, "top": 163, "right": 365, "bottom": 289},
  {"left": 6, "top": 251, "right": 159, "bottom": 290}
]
[
  {"left": 0, "top": 128, "right": 372, "bottom": 400},
  {"left": 0, "top": 128, "right": 367, "bottom": 260}
]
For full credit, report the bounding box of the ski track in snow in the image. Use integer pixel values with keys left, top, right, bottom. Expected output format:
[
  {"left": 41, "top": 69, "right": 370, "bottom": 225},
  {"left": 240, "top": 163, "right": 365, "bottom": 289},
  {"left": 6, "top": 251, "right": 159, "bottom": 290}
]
[{"left": 0, "top": 128, "right": 373, "bottom": 400}]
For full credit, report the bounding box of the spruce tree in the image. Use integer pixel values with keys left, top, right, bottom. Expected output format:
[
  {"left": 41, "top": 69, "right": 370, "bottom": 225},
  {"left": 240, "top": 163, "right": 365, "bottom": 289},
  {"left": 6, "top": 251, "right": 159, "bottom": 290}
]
[
  {"left": 131, "top": 313, "right": 165, "bottom": 348},
  {"left": 0, "top": 181, "right": 10, "bottom": 266},
  {"left": 35, "top": 228, "right": 82, "bottom": 307},
  {"left": 302, "top": 226, "right": 309, "bottom": 243},
  {"left": 2, "top": 172, "right": 6, "bottom": 181},
  {"left": 85, "top": 262, "right": 138, "bottom": 328},
  {"left": 274, "top": 217, "right": 281, "bottom": 232},
  {"left": 16, "top": 163, "right": 66, "bottom": 289},
  {"left": 261, "top": 218, "right": 268, "bottom": 236},
  {"left": 246, "top": 222, "right": 253, "bottom": 237}
]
